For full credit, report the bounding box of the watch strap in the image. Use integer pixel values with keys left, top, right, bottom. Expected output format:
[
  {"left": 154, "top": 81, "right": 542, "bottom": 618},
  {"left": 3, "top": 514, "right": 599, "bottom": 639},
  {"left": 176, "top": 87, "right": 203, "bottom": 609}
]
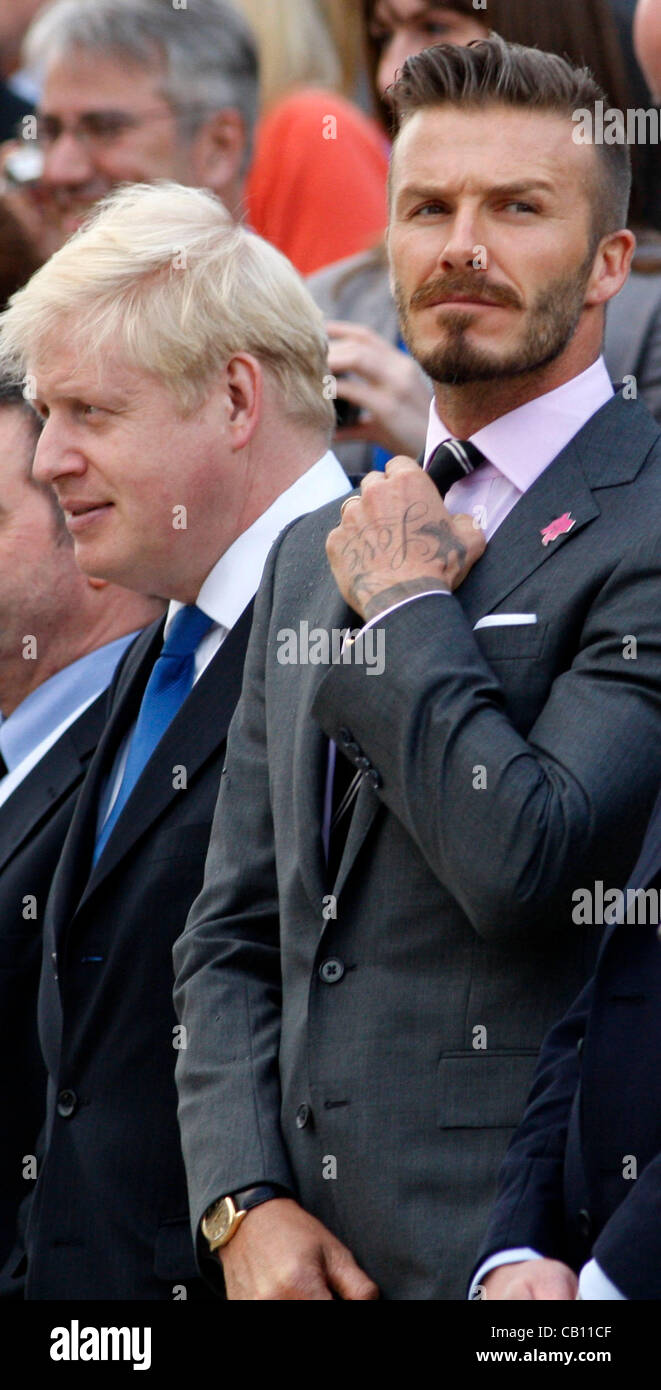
[{"left": 232, "top": 1183, "right": 288, "bottom": 1213}]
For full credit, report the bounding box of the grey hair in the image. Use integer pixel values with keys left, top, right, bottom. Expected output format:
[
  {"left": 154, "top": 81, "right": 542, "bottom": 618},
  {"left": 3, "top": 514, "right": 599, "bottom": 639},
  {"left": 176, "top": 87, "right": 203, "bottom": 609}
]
[{"left": 25, "top": 0, "right": 259, "bottom": 168}]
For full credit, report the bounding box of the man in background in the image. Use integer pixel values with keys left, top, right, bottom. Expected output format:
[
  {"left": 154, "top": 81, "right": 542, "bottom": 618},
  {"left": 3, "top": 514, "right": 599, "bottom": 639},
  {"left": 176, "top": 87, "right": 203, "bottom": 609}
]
[
  {"left": 0, "top": 180, "right": 348, "bottom": 1298},
  {"left": 173, "top": 38, "right": 661, "bottom": 1300},
  {"left": 471, "top": 0, "right": 661, "bottom": 1306},
  {"left": 3, "top": 0, "right": 258, "bottom": 260},
  {"left": 0, "top": 376, "right": 161, "bottom": 1269}
]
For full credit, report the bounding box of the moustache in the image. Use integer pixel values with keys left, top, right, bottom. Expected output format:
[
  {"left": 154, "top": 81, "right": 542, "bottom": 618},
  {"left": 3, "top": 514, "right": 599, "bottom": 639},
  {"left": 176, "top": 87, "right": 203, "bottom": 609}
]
[{"left": 410, "top": 274, "right": 522, "bottom": 312}]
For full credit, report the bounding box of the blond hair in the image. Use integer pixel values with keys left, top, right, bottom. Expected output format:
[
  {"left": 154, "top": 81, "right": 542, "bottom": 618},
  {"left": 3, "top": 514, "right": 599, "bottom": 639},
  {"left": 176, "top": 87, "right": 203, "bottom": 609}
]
[{"left": 0, "top": 182, "right": 335, "bottom": 433}]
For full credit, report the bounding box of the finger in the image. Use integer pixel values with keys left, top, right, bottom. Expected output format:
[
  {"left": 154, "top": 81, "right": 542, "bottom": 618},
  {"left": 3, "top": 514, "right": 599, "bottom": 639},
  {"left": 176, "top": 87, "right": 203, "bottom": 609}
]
[
  {"left": 452, "top": 512, "right": 487, "bottom": 556},
  {"left": 325, "top": 1245, "right": 380, "bottom": 1301},
  {"left": 339, "top": 493, "right": 362, "bottom": 522},
  {"left": 325, "top": 319, "right": 381, "bottom": 345},
  {"left": 384, "top": 455, "right": 423, "bottom": 477},
  {"left": 327, "top": 344, "right": 395, "bottom": 390}
]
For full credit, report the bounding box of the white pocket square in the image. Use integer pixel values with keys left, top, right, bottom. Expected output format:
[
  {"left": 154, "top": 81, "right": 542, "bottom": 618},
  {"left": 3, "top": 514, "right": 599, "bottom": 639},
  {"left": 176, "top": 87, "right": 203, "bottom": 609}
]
[{"left": 474, "top": 614, "right": 538, "bottom": 630}]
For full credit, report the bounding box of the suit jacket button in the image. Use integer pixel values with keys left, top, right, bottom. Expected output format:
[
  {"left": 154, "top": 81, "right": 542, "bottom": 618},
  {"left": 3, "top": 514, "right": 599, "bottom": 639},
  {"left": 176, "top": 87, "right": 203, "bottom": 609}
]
[
  {"left": 338, "top": 728, "right": 353, "bottom": 745},
  {"left": 577, "top": 1208, "right": 591, "bottom": 1239},
  {"left": 319, "top": 957, "right": 345, "bottom": 984},
  {"left": 296, "top": 1104, "right": 311, "bottom": 1129},
  {"left": 366, "top": 769, "right": 382, "bottom": 790},
  {"left": 355, "top": 756, "right": 371, "bottom": 772},
  {"left": 57, "top": 1089, "right": 78, "bottom": 1118}
]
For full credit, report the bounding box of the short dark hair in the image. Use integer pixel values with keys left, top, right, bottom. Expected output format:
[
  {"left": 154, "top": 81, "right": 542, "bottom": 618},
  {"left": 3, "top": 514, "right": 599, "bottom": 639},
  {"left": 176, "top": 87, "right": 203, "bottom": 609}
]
[
  {"left": 389, "top": 35, "right": 632, "bottom": 240},
  {"left": 0, "top": 374, "right": 69, "bottom": 542}
]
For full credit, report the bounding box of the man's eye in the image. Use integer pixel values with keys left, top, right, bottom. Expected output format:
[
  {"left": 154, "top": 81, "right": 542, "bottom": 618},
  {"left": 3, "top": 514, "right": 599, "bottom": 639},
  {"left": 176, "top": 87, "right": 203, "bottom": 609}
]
[
  {"left": 424, "top": 22, "right": 456, "bottom": 37},
  {"left": 504, "top": 201, "right": 537, "bottom": 214},
  {"left": 415, "top": 203, "right": 445, "bottom": 216},
  {"left": 82, "top": 114, "right": 132, "bottom": 138}
]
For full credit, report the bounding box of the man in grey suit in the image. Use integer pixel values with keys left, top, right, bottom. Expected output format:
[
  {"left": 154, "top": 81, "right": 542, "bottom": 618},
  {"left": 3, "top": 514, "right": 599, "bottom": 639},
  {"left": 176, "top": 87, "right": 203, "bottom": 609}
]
[{"left": 173, "top": 37, "right": 661, "bottom": 1299}]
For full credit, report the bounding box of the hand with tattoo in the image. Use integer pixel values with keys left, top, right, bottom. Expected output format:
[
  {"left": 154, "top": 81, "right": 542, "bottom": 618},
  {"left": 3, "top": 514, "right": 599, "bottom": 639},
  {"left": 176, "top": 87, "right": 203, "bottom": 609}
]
[{"left": 326, "top": 456, "right": 486, "bottom": 621}]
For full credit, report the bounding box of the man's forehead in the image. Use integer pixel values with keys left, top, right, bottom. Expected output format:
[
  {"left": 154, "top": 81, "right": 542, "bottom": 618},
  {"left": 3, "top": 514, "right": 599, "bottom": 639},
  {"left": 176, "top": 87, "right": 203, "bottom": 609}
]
[
  {"left": 30, "top": 349, "right": 132, "bottom": 398},
  {"left": 392, "top": 104, "right": 591, "bottom": 189},
  {"left": 41, "top": 48, "right": 164, "bottom": 111}
]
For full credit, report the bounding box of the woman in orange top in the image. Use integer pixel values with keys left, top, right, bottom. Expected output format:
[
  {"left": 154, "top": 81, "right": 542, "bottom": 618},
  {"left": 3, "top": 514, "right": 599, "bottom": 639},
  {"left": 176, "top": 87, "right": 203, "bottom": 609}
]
[{"left": 236, "top": 0, "right": 390, "bottom": 275}]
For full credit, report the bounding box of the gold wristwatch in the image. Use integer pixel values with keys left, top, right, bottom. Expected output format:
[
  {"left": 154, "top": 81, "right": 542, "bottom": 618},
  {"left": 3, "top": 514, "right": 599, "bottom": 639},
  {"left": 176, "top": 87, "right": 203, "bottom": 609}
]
[{"left": 201, "top": 1185, "right": 283, "bottom": 1252}]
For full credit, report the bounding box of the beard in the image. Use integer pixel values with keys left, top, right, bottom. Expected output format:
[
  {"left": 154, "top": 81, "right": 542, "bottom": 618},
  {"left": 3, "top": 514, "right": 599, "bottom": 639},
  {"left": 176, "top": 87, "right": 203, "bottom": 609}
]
[{"left": 393, "top": 255, "right": 595, "bottom": 386}]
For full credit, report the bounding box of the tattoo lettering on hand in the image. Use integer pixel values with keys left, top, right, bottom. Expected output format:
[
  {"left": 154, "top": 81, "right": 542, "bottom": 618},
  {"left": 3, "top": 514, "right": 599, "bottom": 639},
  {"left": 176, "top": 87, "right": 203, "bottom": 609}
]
[{"left": 342, "top": 502, "right": 467, "bottom": 576}]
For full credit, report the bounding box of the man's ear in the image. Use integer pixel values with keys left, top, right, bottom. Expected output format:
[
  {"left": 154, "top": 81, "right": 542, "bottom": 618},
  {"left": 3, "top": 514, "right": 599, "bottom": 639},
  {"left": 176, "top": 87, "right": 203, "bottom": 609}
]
[
  {"left": 189, "top": 109, "right": 247, "bottom": 206},
  {"left": 584, "top": 228, "right": 636, "bottom": 308},
  {"left": 224, "top": 354, "right": 263, "bottom": 450}
]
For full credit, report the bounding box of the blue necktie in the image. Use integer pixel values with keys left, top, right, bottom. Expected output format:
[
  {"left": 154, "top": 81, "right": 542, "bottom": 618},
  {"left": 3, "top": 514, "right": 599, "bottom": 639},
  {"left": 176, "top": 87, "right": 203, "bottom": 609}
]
[{"left": 93, "top": 604, "right": 214, "bottom": 864}]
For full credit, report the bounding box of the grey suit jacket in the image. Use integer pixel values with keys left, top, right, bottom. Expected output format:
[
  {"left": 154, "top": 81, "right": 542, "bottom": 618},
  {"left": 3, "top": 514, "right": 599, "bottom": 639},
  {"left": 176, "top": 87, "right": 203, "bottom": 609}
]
[
  {"left": 174, "top": 391, "right": 661, "bottom": 1299},
  {"left": 309, "top": 248, "right": 661, "bottom": 475}
]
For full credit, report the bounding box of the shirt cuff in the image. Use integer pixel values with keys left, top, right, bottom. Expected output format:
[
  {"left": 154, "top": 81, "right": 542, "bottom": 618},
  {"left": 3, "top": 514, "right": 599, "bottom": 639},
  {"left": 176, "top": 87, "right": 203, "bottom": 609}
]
[
  {"left": 578, "top": 1259, "right": 626, "bottom": 1300},
  {"left": 468, "top": 1248, "right": 543, "bottom": 1299},
  {"left": 357, "top": 589, "right": 452, "bottom": 638}
]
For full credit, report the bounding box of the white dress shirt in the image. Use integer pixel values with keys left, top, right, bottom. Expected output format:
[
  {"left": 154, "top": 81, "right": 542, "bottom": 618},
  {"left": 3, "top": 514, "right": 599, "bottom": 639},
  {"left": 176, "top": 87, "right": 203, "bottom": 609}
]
[
  {"left": 362, "top": 357, "right": 614, "bottom": 634},
  {"left": 99, "top": 450, "right": 351, "bottom": 830}
]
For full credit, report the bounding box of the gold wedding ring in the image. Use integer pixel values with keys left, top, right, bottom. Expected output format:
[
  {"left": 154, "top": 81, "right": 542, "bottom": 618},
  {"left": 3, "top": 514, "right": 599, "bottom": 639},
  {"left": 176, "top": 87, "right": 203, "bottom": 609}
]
[{"left": 340, "top": 494, "right": 361, "bottom": 519}]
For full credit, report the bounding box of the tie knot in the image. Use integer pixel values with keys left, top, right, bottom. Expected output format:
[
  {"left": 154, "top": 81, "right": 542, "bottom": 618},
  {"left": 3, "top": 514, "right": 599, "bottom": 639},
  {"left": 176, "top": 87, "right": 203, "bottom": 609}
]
[
  {"left": 162, "top": 604, "right": 214, "bottom": 658},
  {"left": 426, "top": 439, "right": 486, "bottom": 498}
]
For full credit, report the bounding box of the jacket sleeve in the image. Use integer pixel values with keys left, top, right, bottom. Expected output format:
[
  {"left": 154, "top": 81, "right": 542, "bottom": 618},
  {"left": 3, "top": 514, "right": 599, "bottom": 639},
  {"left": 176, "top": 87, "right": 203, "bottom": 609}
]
[
  {"left": 469, "top": 977, "right": 593, "bottom": 1286},
  {"left": 312, "top": 534, "right": 661, "bottom": 942},
  {"left": 173, "top": 536, "right": 296, "bottom": 1247},
  {"left": 592, "top": 1153, "right": 661, "bottom": 1300}
]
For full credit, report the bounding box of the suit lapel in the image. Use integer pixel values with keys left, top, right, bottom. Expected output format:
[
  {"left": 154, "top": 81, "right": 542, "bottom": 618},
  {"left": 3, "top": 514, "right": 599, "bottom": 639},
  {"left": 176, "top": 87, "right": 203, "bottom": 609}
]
[
  {"left": 49, "top": 622, "right": 165, "bottom": 944},
  {"left": 456, "top": 434, "right": 599, "bottom": 626},
  {"left": 77, "top": 603, "right": 254, "bottom": 907},
  {"left": 457, "top": 390, "right": 658, "bottom": 627},
  {"left": 0, "top": 695, "right": 106, "bottom": 873}
]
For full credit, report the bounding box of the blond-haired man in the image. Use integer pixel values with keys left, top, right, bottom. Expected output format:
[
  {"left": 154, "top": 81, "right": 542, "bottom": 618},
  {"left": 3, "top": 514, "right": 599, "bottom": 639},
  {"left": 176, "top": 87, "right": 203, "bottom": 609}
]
[{"left": 0, "top": 180, "right": 348, "bottom": 1300}]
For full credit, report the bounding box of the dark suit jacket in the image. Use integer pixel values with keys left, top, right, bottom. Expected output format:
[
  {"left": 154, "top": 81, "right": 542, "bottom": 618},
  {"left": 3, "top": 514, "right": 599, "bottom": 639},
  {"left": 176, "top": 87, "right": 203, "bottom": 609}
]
[
  {"left": 174, "top": 390, "right": 661, "bottom": 1299},
  {"left": 472, "top": 784, "right": 661, "bottom": 1301},
  {"left": 0, "top": 696, "right": 107, "bottom": 1267},
  {"left": 12, "top": 606, "right": 253, "bottom": 1300}
]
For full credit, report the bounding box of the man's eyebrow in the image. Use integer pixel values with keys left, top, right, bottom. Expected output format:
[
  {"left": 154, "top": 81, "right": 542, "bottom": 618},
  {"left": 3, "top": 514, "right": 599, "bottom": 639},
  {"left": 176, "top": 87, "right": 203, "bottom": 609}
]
[{"left": 396, "top": 179, "right": 557, "bottom": 203}]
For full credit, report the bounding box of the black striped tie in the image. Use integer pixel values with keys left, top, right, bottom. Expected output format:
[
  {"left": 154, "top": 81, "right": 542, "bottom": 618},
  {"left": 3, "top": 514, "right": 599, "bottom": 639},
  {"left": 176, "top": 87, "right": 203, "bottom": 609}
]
[{"left": 425, "top": 438, "right": 485, "bottom": 497}]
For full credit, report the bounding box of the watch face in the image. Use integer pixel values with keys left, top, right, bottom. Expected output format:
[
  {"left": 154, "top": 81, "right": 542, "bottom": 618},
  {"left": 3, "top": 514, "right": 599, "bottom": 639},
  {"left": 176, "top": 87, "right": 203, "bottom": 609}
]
[{"left": 203, "top": 1198, "right": 233, "bottom": 1246}]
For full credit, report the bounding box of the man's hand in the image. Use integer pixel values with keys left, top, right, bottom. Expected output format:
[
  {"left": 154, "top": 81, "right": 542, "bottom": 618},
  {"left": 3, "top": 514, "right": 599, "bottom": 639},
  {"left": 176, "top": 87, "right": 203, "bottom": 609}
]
[
  {"left": 218, "top": 1197, "right": 380, "bottom": 1300},
  {"left": 481, "top": 1259, "right": 579, "bottom": 1300},
  {"left": 0, "top": 142, "right": 60, "bottom": 264},
  {"left": 326, "top": 320, "right": 431, "bottom": 457},
  {"left": 326, "top": 456, "right": 486, "bottom": 622}
]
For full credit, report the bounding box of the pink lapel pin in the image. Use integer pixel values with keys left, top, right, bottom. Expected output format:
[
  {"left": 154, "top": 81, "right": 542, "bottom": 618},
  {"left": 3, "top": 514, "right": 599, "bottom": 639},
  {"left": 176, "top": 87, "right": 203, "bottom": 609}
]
[{"left": 541, "top": 512, "right": 576, "bottom": 547}]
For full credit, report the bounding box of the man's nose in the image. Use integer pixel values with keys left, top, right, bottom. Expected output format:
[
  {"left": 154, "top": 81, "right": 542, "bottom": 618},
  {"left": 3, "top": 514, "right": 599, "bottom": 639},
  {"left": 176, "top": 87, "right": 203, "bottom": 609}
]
[
  {"left": 41, "top": 131, "right": 96, "bottom": 186},
  {"left": 436, "top": 208, "right": 485, "bottom": 271},
  {"left": 32, "top": 422, "right": 86, "bottom": 486}
]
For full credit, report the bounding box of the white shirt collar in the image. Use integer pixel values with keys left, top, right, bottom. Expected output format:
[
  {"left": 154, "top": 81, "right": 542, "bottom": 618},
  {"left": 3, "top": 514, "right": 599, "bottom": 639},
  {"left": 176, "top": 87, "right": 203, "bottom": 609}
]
[
  {"left": 425, "top": 356, "right": 614, "bottom": 494},
  {"left": 165, "top": 449, "right": 350, "bottom": 636}
]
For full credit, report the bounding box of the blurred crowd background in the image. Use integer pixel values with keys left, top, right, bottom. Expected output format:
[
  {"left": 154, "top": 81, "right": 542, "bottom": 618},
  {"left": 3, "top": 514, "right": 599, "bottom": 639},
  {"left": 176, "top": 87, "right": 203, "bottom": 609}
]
[{"left": 1, "top": 0, "right": 661, "bottom": 465}]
